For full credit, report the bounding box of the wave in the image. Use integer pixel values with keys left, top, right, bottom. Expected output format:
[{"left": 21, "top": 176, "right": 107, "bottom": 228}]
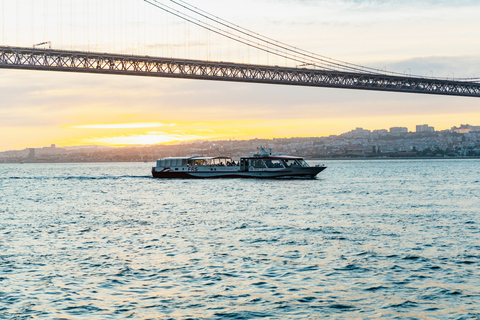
[{"left": 1, "top": 175, "right": 151, "bottom": 180}]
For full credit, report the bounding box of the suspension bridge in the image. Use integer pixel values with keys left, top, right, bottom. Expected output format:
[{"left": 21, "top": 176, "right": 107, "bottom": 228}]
[{"left": 1, "top": 0, "right": 479, "bottom": 98}]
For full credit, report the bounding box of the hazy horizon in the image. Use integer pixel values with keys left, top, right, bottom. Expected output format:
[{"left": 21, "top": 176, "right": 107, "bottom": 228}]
[{"left": 1, "top": 121, "right": 477, "bottom": 153}]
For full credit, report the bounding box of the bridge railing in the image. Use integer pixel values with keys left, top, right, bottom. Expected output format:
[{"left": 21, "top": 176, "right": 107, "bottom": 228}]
[{"left": 2, "top": 46, "right": 480, "bottom": 97}]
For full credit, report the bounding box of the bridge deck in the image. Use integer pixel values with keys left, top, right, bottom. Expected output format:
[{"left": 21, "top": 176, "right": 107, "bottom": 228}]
[{"left": 1, "top": 46, "right": 480, "bottom": 97}]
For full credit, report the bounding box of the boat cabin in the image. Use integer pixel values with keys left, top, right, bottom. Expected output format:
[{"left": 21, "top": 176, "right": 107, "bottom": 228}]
[
  {"left": 156, "top": 156, "right": 309, "bottom": 171},
  {"left": 155, "top": 156, "right": 237, "bottom": 172},
  {"left": 238, "top": 156, "right": 310, "bottom": 171}
]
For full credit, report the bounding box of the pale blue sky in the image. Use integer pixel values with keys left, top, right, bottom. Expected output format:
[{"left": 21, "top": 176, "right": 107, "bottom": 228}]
[{"left": 0, "top": 0, "right": 479, "bottom": 150}]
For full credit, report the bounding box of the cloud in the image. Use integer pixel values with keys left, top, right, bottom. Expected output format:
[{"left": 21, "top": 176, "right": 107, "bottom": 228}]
[
  {"left": 81, "top": 132, "right": 207, "bottom": 146},
  {"left": 2, "top": 0, "right": 480, "bottom": 152},
  {"left": 274, "top": 0, "right": 478, "bottom": 7},
  {"left": 70, "top": 122, "right": 176, "bottom": 129},
  {"left": 385, "top": 56, "right": 480, "bottom": 79}
]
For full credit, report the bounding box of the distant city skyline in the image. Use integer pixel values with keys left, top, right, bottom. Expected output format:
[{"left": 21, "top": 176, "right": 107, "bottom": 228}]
[
  {"left": 1, "top": 122, "right": 478, "bottom": 153},
  {"left": 346, "top": 123, "right": 480, "bottom": 135},
  {"left": 2, "top": 121, "right": 480, "bottom": 163}
]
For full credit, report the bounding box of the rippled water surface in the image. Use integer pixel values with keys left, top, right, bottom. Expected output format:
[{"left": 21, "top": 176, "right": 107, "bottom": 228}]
[{"left": 1, "top": 159, "right": 480, "bottom": 319}]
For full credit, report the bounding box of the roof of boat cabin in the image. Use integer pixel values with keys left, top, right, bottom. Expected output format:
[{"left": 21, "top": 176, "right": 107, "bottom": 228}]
[
  {"left": 157, "top": 155, "right": 303, "bottom": 160},
  {"left": 241, "top": 155, "right": 304, "bottom": 159},
  {"left": 156, "top": 157, "right": 189, "bottom": 160},
  {"left": 157, "top": 156, "right": 232, "bottom": 160}
]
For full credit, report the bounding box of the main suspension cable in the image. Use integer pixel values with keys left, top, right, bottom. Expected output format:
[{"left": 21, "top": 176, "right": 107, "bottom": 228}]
[{"left": 144, "top": 0, "right": 478, "bottom": 81}]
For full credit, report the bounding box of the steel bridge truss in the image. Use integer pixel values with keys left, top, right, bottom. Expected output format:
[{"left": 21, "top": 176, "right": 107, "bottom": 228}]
[{"left": 2, "top": 46, "right": 480, "bottom": 97}]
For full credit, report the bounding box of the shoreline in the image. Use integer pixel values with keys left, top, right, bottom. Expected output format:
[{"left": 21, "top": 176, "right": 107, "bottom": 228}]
[
  {"left": 310, "top": 156, "right": 480, "bottom": 161},
  {"left": 2, "top": 156, "right": 480, "bottom": 164}
]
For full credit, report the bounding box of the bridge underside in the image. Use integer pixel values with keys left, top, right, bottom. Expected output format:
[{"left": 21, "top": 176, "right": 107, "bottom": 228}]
[{"left": 1, "top": 46, "right": 480, "bottom": 97}]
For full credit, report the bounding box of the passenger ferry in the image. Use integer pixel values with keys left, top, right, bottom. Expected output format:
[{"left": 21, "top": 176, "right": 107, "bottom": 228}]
[{"left": 152, "top": 147, "right": 326, "bottom": 179}]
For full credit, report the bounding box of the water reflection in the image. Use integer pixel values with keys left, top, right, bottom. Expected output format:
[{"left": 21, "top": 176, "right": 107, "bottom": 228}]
[{"left": 0, "top": 160, "right": 479, "bottom": 318}]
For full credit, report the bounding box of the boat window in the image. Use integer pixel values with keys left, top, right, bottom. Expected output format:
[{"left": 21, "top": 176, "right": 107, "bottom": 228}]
[
  {"left": 239, "top": 158, "right": 248, "bottom": 168},
  {"left": 193, "top": 159, "right": 205, "bottom": 166},
  {"left": 165, "top": 159, "right": 171, "bottom": 167},
  {"left": 264, "top": 159, "right": 284, "bottom": 168},
  {"left": 211, "top": 158, "right": 223, "bottom": 166},
  {"left": 297, "top": 159, "right": 309, "bottom": 167},
  {"left": 208, "top": 157, "right": 234, "bottom": 166},
  {"left": 250, "top": 159, "right": 266, "bottom": 168},
  {"left": 283, "top": 159, "right": 301, "bottom": 168}
]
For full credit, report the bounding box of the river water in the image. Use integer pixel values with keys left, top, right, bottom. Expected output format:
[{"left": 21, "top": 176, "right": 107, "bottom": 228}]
[{"left": 1, "top": 159, "right": 479, "bottom": 319}]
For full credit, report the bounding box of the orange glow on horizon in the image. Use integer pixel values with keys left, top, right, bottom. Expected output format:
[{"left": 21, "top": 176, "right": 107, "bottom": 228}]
[
  {"left": 58, "top": 112, "right": 480, "bottom": 148},
  {"left": 81, "top": 132, "right": 208, "bottom": 146},
  {"left": 3, "top": 111, "right": 480, "bottom": 151}
]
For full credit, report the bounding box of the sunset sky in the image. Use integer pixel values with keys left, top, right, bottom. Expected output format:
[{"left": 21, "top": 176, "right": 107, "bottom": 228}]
[{"left": 1, "top": 0, "right": 480, "bottom": 151}]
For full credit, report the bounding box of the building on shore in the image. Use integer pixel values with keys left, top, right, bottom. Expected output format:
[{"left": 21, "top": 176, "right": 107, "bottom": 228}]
[
  {"left": 389, "top": 127, "right": 408, "bottom": 134},
  {"left": 451, "top": 124, "right": 480, "bottom": 134},
  {"left": 27, "top": 148, "right": 35, "bottom": 161},
  {"left": 416, "top": 124, "right": 435, "bottom": 133}
]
